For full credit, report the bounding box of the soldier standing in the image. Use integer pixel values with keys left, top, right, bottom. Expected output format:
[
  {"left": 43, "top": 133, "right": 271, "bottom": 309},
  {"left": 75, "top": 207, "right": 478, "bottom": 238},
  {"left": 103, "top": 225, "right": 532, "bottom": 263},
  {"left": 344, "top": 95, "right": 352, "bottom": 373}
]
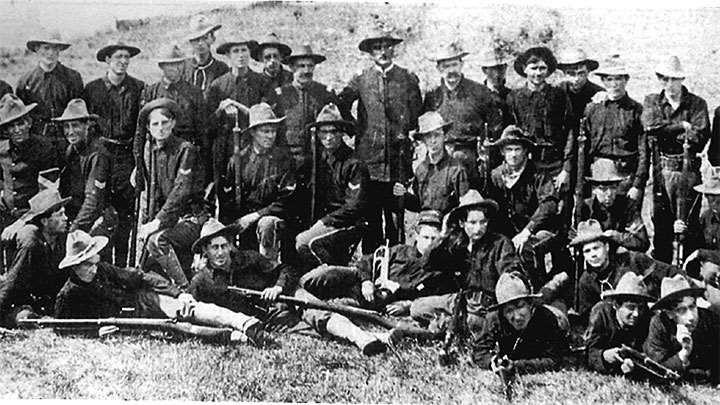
[
  {"left": 251, "top": 33, "right": 294, "bottom": 91},
  {"left": 181, "top": 15, "right": 229, "bottom": 92}
]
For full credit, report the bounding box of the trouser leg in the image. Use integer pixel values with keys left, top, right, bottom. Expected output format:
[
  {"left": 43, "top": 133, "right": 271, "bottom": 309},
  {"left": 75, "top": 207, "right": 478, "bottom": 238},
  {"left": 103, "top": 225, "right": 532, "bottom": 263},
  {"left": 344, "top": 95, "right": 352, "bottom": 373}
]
[
  {"left": 147, "top": 218, "right": 205, "bottom": 287},
  {"left": 156, "top": 294, "right": 261, "bottom": 333},
  {"left": 256, "top": 215, "right": 285, "bottom": 262},
  {"left": 109, "top": 150, "right": 135, "bottom": 267}
]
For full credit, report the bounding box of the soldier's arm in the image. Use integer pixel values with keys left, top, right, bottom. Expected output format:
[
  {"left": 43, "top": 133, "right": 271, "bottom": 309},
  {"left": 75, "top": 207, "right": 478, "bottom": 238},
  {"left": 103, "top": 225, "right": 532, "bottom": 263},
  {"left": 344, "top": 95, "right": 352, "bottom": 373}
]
[
  {"left": 336, "top": 74, "right": 360, "bottom": 123},
  {"left": 633, "top": 109, "right": 649, "bottom": 190},
  {"left": 585, "top": 302, "right": 614, "bottom": 373},
  {"left": 641, "top": 94, "right": 684, "bottom": 139},
  {"left": 495, "top": 235, "right": 524, "bottom": 276},
  {"left": 403, "top": 175, "right": 421, "bottom": 213},
  {"left": 687, "top": 97, "right": 710, "bottom": 150},
  {"left": 513, "top": 310, "right": 570, "bottom": 373},
  {"left": 527, "top": 174, "right": 559, "bottom": 234},
  {"left": 471, "top": 311, "right": 501, "bottom": 368},
  {"left": 0, "top": 230, "right": 40, "bottom": 314},
  {"left": 70, "top": 152, "right": 110, "bottom": 232},
  {"left": 643, "top": 314, "right": 686, "bottom": 372},
  {"left": 320, "top": 160, "right": 369, "bottom": 227},
  {"left": 133, "top": 84, "right": 150, "bottom": 165},
  {"left": 562, "top": 90, "right": 577, "bottom": 173},
  {"left": 154, "top": 144, "right": 198, "bottom": 229},
  {"left": 70, "top": 70, "right": 84, "bottom": 99},
  {"left": 407, "top": 72, "right": 422, "bottom": 132},
  {"left": 256, "top": 159, "right": 297, "bottom": 219}
]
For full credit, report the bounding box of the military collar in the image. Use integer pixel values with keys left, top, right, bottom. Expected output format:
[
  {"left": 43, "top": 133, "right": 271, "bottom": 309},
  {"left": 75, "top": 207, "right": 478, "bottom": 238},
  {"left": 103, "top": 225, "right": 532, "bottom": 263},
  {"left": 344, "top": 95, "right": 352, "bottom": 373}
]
[
  {"left": 323, "top": 144, "right": 352, "bottom": 165},
  {"left": 194, "top": 55, "right": 217, "bottom": 70},
  {"left": 36, "top": 61, "right": 61, "bottom": 75},
  {"left": 523, "top": 81, "right": 549, "bottom": 94},
  {"left": 603, "top": 93, "right": 632, "bottom": 107},
  {"left": 424, "top": 149, "right": 449, "bottom": 167},
  {"left": 442, "top": 76, "right": 465, "bottom": 93},
  {"left": 658, "top": 86, "right": 690, "bottom": 109},
  {"left": 484, "top": 79, "right": 507, "bottom": 94},
  {"left": 374, "top": 63, "right": 396, "bottom": 76},
  {"left": 102, "top": 73, "right": 128, "bottom": 91},
  {"left": 151, "top": 134, "right": 181, "bottom": 151}
]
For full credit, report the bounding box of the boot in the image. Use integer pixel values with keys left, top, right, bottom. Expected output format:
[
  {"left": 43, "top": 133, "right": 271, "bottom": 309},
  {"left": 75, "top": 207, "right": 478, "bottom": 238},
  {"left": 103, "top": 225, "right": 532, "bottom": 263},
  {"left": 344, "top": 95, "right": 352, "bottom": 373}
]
[{"left": 325, "top": 313, "right": 386, "bottom": 356}]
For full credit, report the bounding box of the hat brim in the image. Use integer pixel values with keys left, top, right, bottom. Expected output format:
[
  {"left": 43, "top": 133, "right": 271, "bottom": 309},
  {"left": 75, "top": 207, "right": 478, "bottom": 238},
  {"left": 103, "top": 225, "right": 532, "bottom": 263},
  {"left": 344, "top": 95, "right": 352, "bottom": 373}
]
[
  {"left": 217, "top": 40, "right": 260, "bottom": 55},
  {"left": 0, "top": 103, "right": 37, "bottom": 127},
  {"left": 22, "top": 196, "right": 72, "bottom": 223},
  {"left": 651, "top": 287, "right": 706, "bottom": 311},
  {"left": 479, "top": 57, "right": 510, "bottom": 68},
  {"left": 558, "top": 59, "right": 599, "bottom": 71},
  {"left": 595, "top": 70, "right": 630, "bottom": 77},
  {"left": 655, "top": 69, "right": 687, "bottom": 79},
  {"left": 601, "top": 291, "right": 655, "bottom": 302},
  {"left": 192, "top": 224, "right": 238, "bottom": 253},
  {"left": 413, "top": 122, "right": 453, "bottom": 140},
  {"left": 569, "top": 232, "right": 611, "bottom": 247},
  {"left": 138, "top": 99, "right": 180, "bottom": 129},
  {"left": 585, "top": 176, "right": 626, "bottom": 184},
  {"left": 244, "top": 116, "right": 286, "bottom": 134},
  {"left": 490, "top": 136, "right": 536, "bottom": 149},
  {"left": 306, "top": 119, "right": 355, "bottom": 135},
  {"left": 513, "top": 47, "right": 558, "bottom": 77},
  {"left": 251, "top": 42, "right": 292, "bottom": 61},
  {"left": 59, "top": 235, "right": 109, "bottom": 269},
  {"left": 185, "top": 24, "right": 222, "bottom": 42},
  {"left": 52, "top": 113, "right": 99, "bottom": 122},
  {"left": 284, "top": 54, "right": 326, "bottom": 65},
  {"left": 435, "top": 52, "right": 470, "bottom": 63},
  {"left": 27, "top": 40, "right": 71, "bottom": 52},
  {"left": 693, "top": 184, "right": 720, "bottom": 195},
  {"left": 487, "top": 293, "right": 543, "bottom": 311},
  {"left": 157, "top": 57, "right": 186, "bottom": 66},
  {"left": 358, "top": 37, "right": 403, "bottom": 53},
  {"left": 447, "top": 198, "right": 499, "bottom": 226},
  {"left": 96, "top": 45, "right": 141, "bottom": 62}
]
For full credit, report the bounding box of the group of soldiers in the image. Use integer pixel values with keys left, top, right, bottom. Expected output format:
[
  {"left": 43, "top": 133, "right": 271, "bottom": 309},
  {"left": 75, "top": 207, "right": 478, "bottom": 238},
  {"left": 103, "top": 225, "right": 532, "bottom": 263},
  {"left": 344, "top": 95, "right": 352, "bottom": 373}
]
[{"left": 0, "top": 14, "right": 720, "bottom": 386}]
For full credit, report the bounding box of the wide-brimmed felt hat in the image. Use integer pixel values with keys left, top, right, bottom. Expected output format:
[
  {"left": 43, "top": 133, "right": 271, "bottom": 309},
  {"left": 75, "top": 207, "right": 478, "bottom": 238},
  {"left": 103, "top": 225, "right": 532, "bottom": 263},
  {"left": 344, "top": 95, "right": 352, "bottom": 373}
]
[
  {"left": 447, "top": 189, "right": 499, "bottom": 225},
  {"left": 434, "top": 42, "right": 469, "bottom": 63},
  {"left": 138, "top": 98, "right": 180, "bottom": 129},
  {"left": 59, "top": 230, "right": 109, "bottom": 269},
  {"left": 285, "top": 44, "right": 326, "bottom": 65},
  {"left": 417, "top": 210, "right": 442, "bottom": 228},
  {"left": 490, "top": 125, "right": 535, "bottom": 149},
  {"left": 585, "top": 158, "right": 627, "bottom": 184},
  {"left": 692, "top": 249, "right": 720, "bottom": 267},
  {"left": 651, "top": 274, "right": 706, "bottom": 311},
  {"left": 26, "top": 32, "right": 71, "bottom": 52},
  {"left": 514, "top": 46, "right": 557, "bottom": 77},
  {"left": 192, "top": 218, "right": 238, "bottom": 253},
  {"left": 569, "top": 219, "right": 611, "bottom": 247},
  {"left": 358, "top": 31, "right": 403, "bottom": 53},
  {"left": 601, "top": 272, "right": 655, "bottom": 302},
  {"left": 488, "top": 271, "right": 542, "bottom": 311},
  {"left": 556, "top": 48, "right": 599, "bottom": 71},
  {"left": 216, "top": 39, "right": 259, "bottom": 55},
  {"left": 21, "top": 188, "right": 71, "bottom": 223},
  {"left": 52, "top": 99, "right": 98, "bottom": 122},
  {"left": 0, "top": 94, "right": 37, "bottom": 128},
  {"left": 655, "top": 56, "right": 687, "bottom": 79},
  {"left": 251, "top": 33, "right": 292, "bottom": 61},
  {"left": 96, "top": 41, "right": 141, "bottom": 62},
  {"left": 306, "top": 103, "right": 354, "bottom": 134},
  {"left": 693, "top": 161, "right": 720, "bottom": 195},
  {"left": 594, "top": 55, "right": 630, "bottom": 77},
  {"left": 185, "top": 14, "right": 222, "bottom": 42},
  {"left": 245, "top": 103, "right": 285, "bottom": 133},
  {"left": 477, "top": 49, "right": 510, "bottom": 68},
  {"left": 156, "top": 44, "right": 187, "bottom": 65},
  {"left": 412, "top": 111, "right": 452, "bottom": 140}
]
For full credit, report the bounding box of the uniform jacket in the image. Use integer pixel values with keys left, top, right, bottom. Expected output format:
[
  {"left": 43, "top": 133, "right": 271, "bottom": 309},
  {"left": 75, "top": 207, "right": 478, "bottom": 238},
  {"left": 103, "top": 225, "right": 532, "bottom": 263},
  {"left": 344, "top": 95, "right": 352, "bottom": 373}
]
[
  {"left": 0, "top": 80, "right": 13, "bottom": 98},
  {"left": 182, "top": 56, "right": 229, "bottom": 92},
  {"left": 263, "top": 68, "right": 294, "bottom": 91},
  {"left": 405, "top": 151, "right": 469, "bottom": 216},
  {"left": 560, "top": 80, "right": 604, "bottom": 130},
  {"left": 579, "top": 195, "right": 649, "bottom": 252},
  {"left": 60, "top": 139, "right": 111, "bottom": 232},
  {"left": 687, "top": 208, "right": 720, "bottom": 253},
  {"left": 16, "top": 63, "right": 83, "bottom": 129},
  {"left": 83, "top": 74, "right": 145, "bottom": 143},
  {"left": 482, "top": 81, "right": 513, "bottom": 142},
  {"left": 337, "top": 64, "right": 422, "bottom": 182},
  {"left": 273, "top": 81, "right": 337, "bottom": 153},
  {"left": 0, "top": 136, "right": 59, "bottom": 215},
  {"left": 205, "top": 68, "right": 274, "bottom": 135},
  {"left": 709, "top": 106, "right": 720, "bottom": 165}
]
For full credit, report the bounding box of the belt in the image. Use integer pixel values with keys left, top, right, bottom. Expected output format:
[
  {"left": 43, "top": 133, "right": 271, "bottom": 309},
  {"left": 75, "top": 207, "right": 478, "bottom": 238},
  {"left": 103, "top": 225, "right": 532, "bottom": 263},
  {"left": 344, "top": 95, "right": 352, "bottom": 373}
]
[
  {"left": 100, "top": 137, "right": 133, "bottom": 146},
  {"left": 660, "top": 153, "right": 698, "bottom": 172}
]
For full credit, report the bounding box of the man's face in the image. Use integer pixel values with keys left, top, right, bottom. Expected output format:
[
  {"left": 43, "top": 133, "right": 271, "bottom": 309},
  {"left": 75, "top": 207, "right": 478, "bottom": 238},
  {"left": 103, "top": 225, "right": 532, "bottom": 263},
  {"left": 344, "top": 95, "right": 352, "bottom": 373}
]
[
  {"left": 147, "top": 109, "right": 175, "bottom": 141},
  {"left": 5, "top": 117, "right": 32, "bottom": 145},
  {"left": 561, "top": 64, "right": 589, "bottom": 92},
  {"left": 159, "top": 62, "right": 184, "bottom": 82},
  {"left": 261, "top": 46, "right": 283, "bottom": 75},
  {"left": 415, "top": 224, "right": 440, "bottom": 255},
  {"left": 601, "top": 75, "right": 629, "bottom": 100},
  {"left": 502, "top": 144, "right": 528, "bottom": 168},
  {"left": 421, "top": 130, "right": 445, "bottom": 155},
  {"left": 252, "top": 124, "right": 277, "bottom": 150},
  {"left": 592, "top": 183, "right": 618, "bottom": 207},
  {"left": 370, "top": 40, "right": 394, "bottom": 68},
  {"left": 669, "top": 296, "right": 699, "bottom": 332},
  {"left": 615, "top": 300, "right": 643, "bottom": 327},
  {"left": 291, "top": 58, "right": 316, "bottom": 86},
  {"left": 189, "top": 33, "right": 214, "bottom": 56},
  {"left": 36, "top": 44, "right": 60, "bottom": 65},
  {"left": 707, "top": 194, "right": 720, "bottom": 213},
  {"left": 502, "top": 299, "right": 533, "bottom": 331},
  {"left": 73, "top": 254, "right": 100, "bottom": 281},
  {"left": 463, "top": 209, "right": 488, "bottom": 242},
  {"left": 318, "top": 124, "right": 342, "bottom": 151},
  {"left": 228, "top": 44, "right": 251, "bottom": 68},
  {"left": 437, "top": 58, "right": 463, "bottom": 85},
  {"left": 482, "top": 65, "right": 507, "bottom": 86},
  {"left": 106, "top": 49, "right": 131, "bottom": 76},
  {"left": 204, "top": 235, "right": 232, "bottom": 269},
  {"left": 583, "top": 240, "right": 610, "bottom": 268},
  {"left": 524, "top": 59, "right": 549, "bottom": 86},
  {"left": 63, "top": 120, "right": 89, "bottom": 145},
  {"left": 658, "top": 74, "right": 684, "bottom": 97},
  {"left": 700, "top": 261, "right": 720, "bottom": 287},
  {"left": 43, "top": 207, "right": 68, "bottom": 235}
]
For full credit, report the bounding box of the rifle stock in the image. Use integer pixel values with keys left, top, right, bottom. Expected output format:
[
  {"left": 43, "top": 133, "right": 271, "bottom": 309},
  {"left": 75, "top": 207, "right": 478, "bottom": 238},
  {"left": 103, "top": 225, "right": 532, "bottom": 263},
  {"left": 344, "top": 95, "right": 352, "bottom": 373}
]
[
  {"left": 439, "top": 288, "right": 467, "bottom": 366},
  {"left": 17, "top": 318, "right": 233, "bottom": 339},
  {"left": 571, "top": 118, "right": 588, "bottom": 314},
  {"left": 617, "top": 344, "right": 681, "bottom": 380},
  {"left": 674, "top": 132, "right": 691, "bottom": 266}
]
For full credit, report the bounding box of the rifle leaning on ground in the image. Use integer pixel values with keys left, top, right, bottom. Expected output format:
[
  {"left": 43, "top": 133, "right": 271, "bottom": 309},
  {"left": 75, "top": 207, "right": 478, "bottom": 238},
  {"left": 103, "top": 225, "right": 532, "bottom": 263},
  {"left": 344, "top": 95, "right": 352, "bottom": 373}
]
[
  {"left": 438, "top": 287, "right": 467, "bottom": 366},
  {"left": 616, "top": 344, "right": 681, "bottom": 380},
  {"left": 396, "top": 132, "right": 407, "bottom": 244},
  {"left": 674, "top": 131, "right": 691, "bottom": 267},
  {"left": 17, "top": 318, "right": 233, "bottom": 339},
  {"left": 570, "top": 118, "right": 588, "bottom": 315}
]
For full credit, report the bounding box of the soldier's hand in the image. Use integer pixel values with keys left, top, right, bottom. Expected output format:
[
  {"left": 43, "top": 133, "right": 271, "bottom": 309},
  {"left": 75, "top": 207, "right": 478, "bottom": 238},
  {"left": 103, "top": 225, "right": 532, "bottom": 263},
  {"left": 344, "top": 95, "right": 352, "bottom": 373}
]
[
  {"left": 361, "top": 280, "right": 375, "bottom": 303},
  {"left": 603, "top": 347, "right": 622, "bottom": 364},
  {"left": 512, "top": 228, "right": 532, "bottom": 252},
  {"left": 683, "top": 249, "right": 699, "bottom": 273},
  {"left": 1, "top": 220, "right": 23, "bottom": 242},
  {"left": 219, "top": 98, "right": 239, "bottom": 115},
  {"left": 602, "top": 229, "right": 622, "bottom": 241},
  {"left": 620, "top": 358, "right": 635, "bottom": 374},
  {"left": 261, "top": 286, "right": 282, "bottom": 301},
  {"left": 627, "top": 186, "right": 641, "bottom": 201},
  {"left": 385, "top": 300, "right": 411, "bottom": 316},
  {"left": 554, "top": 170, "right": 570, "bottom": 191},
  {"left": 392, "top": 182, "right": 406, "bottom": 196},
  {"left": 676, "top": 324, "right": 693, "bottom": 353},
  {"left": 138, "top": 219, "right": 160, "bottom": 241},
  {"left": 680, "top": 121, "right": 693, "bottom": 133},
  {"left": 177, "top": 293, "right": 196, "bottom": 305},
  {"left": 673, "top": 219, "right": 687, "bottom": 235},
  {"left": 379, "top": 279, "right": 400, "bottom": 293},
  {"left": 491, "top": 355, "right": 513, "bottom": 373},
  {"left": 238, "top": 212, "right": 260, "bottom": 230}
]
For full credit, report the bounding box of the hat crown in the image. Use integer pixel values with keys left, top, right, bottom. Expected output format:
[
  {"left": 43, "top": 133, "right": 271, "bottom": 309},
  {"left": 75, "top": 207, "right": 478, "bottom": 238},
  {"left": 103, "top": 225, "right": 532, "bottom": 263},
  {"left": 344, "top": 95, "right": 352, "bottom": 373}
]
[
  {"left": 28, "top": 188, "right": 64, "bottom": 214},
  {"left": 199, "top": 218, "right": 229, "bottom": 241},
  {"left": 65, "top": 230, "right": 94, "bottom": 258},
  {"left": 499, "top": 125, "right": 531, "bottom": 142},
  {"left": 158, "top": 44, "right": 186, "bottom": 61},
  {"left": 655, "top": 55, "right": 686, "bottom": 78},
  {"left": 576, "top": 219, "right": 604, "bottom": 239},
  {"left": 477, "top": 49, "right": 508, "bottom": 67},
  {"left": 557, "top": 48, "right": 589, "bottom": 65},
  {"left": 314, "top": 103, "right": 343, "bottom": 123},
  {"left": 609, "top": 272, "right": 650, "bottom": 297},
  {"left": 588, "top": 158, "right": 624, "bottom": 182},
  {"left": 435, "top": 41, "right": 468, "bottom": 62},
  {"left": 495, "top": 272, "right": 533, "bottom": 306},
  {"left": 595, "top": 54, "right": 629, "bottom": 76},
  {"left": 458, "top": 189, "right": 486, "bottom": 207},
  {"left": 295, "top": 43, "right": 315, "bottom": 56},
  {"left": 417, "top": 111, "right": 448, "bottom": 134},
  {"left": 659, "top": 274, "right": 694, "bottom": 300},
  {"left": 417, "top": 210, "right": 442, "bottom": 227},
  {"left": 248, "top": 103, "right": 280, "bottom": 127},
  {"left": 189, "top": 14, "right": 213, "bottom": 31},
  {"left": 260, "top": 32, "right": 282, "bottom": 45},
  {"left": 0, "top": 94, "right": 29, "bottom": 122},
  {"left": 58, "top": 98, "right": 91, "bottom": 120}
]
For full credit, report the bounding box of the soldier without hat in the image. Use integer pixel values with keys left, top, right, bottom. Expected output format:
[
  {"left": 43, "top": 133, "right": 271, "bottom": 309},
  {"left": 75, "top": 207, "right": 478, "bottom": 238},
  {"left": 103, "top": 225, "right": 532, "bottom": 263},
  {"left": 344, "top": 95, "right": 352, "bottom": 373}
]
[{"left": 182, "top": 15, "right": 229, "bottom": 92}]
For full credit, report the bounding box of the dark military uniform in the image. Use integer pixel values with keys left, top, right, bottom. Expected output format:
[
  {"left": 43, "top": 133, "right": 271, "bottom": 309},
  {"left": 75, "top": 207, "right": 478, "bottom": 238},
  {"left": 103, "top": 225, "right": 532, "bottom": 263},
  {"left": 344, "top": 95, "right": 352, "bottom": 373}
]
[
  {"left": 686, "top": 208, "right": 720, "bottom": 252},
  {"left": 181, "top": 56, "right": 229, "bottom": 92},
  {"left": 642, "top": 87, "right": 709, "bottom": 263},
  {"left": 579, "top": 195, "right": 649, "bottom": 253},
  {"left": 0, "top": 80, "right": 12, "bottom": 99},
  {"left": 16, "top": 63, "right": 83, "bottom": 157},
  {"left": 273, "top": 81, "right": 338, "bottom": 167},
  {"left": 404, "top": 150, "right": 469, "bottom": 216},
  {"left": 83, "top": 74, "right": 144, "bottom": 265},
  {"left": 338, "top": 64, "right": 422, "bottom": 250},
  {"left": 560, "top": 80, "right": 604, "bottom": 131},
  {"left": 262, "top": 68, "right": 294, "bottom": 92},
  {"left": 709, "top": 106, "right": 720, "bottom": 165}
]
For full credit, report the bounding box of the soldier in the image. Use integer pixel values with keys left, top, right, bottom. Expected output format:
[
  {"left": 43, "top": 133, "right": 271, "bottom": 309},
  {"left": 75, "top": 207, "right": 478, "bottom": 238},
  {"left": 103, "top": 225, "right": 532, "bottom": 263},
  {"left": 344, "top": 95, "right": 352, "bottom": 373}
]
[
  {"left": 52, "top": 99, "right": 112, "bottom": 237},
  {"left": 0, "top": 94, "right": 60, "bottom": 240},
  {"left": 578, "top": 158, "right": 649, "bottom": 253},
  {"left": 182, "top": 15, "right": 229, "bottom": 92},
  {"left": 644, "top": 274, "right": 720, "bottom": 384},
  {"left": 484, "top": 125, "right": 560, "bottom": 290},
  {"left": 16, "top": 34, "right": 83, "bottom": 158},
  {"left": 294, "top": 104, "right": 369, "bottom": 270},
  {"left": 641, "top": 56, "right": 709, "bottom": 264},
  {"left": 681, "top": 157, "right": 720, "bottom": 253},
  {"left": 392, "top": 111, "right": 469, "bottom": 216},
  {"left": 251, "top": 33, "right": 294, "bottom": 90},
  {"left": 477, "top": 49, "right": 514, "bottom": 172},
  {"left": 410, "top": 190, "right": 523, "bottom": 335},
  {"left": 0, "top": 189, "right": 70, "bottom": 327},
  {"left": 581, "top": 56, "right": 647, "bottom": 201},
  {"left": 556, "top": 48, "right": 604, "bottom": 130},
  {"left": 83, "top": 42, "right": 144, "bottom": 266},
  {"left": 136, "top": 98, "right": 207, "bottom": 289},
  {"left": 274, "top": 44, "right": 338, "bottom": 168},
  {"left": 422, "top": 44, "right": 490, "bottom": 188},
  {"left": 133, "top": 44, "right": 208, "bottom": 186},
  {"left": 205, "top": 38, "right": 271, "bottom": 189},
  {"left": 570, "top": 219, "right": 680, "bottom": 319},
  {"left": 222, "top": 103, "right": 295, "bottom": 263},
  {"left": 337, "top": 31, "right": 422, "bottom": 250},
  {"left": 584, "top": 272, "right": 654, "bottom": 376},
  {"left": 472, "top": 271, "right": 570, "bottom": 372}
]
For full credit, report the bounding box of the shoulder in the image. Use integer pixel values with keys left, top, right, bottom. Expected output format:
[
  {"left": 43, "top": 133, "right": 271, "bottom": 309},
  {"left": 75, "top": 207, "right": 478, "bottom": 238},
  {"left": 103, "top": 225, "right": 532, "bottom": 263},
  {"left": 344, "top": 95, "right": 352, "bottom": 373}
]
[
  {"left": 642, "top": 93, "right": 662, "bottom": 106},
  {"left": 588, "top": 300, "right": 613, "bottom": 322},
  {"left": 16, "top": 224, "right": 41, "bottom": 248},
  {"left": 126, "top": 74, "right": 145, "bottom": 90},
  {"left": 17, "top": 68, "right": 37, "bottom": 84},
  {"left": 59, "top": 63, "right": 82, "bottom": 79},
  {"left": 686, "top": 91, "right": 708, "bottom": 107},
  {"left": 84, "top": 78, "right": 104, "bottom": 90}
]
